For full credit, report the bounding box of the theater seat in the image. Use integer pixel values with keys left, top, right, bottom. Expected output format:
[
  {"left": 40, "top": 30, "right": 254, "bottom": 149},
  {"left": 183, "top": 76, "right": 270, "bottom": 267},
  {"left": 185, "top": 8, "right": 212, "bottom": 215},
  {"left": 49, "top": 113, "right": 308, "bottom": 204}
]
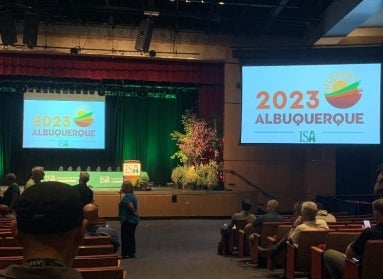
[
  {"left": 77, "top": 266, "right": 125, "bottom": 279},
  {"left": 311, "top": 231, "right": 360, "bottom": 279},
  {"left": 284, "top": 230, "right": 329, "bottom": 279},
  {"left": 344, "top": 240, "right": 383, "bottom": 279}
]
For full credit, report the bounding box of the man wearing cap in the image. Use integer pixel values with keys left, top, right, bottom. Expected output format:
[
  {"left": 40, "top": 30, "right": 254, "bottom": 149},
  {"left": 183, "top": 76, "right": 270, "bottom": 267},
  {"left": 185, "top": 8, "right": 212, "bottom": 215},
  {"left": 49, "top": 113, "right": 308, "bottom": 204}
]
[{"left": 0, "top": 181, "right": 87, "bottom": 279}]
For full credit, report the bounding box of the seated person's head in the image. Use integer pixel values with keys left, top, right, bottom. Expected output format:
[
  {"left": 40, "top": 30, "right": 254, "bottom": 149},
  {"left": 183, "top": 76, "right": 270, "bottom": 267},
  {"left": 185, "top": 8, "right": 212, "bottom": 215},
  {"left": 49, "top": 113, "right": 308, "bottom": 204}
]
[
  {"left": 31, "top": 166, "right": 45, "bottom": 180},
  {"left": 79, "top": 172, "right": 90, "bottom": 183},
  {"left": 241, "top": 199, "right": 252, "bottom": 211},
  {"left": 266, "top": 199, "right": 279, "bottom": 212},
  {"left": 12, "top": 181, "right": 86, "bottom": 266},
  {"left": 5, "top": 173, "right": 16, "bottom": 185},
  {"left": 83, "top": 203, "right": 99, "bottom": 226},
  {"left": 300, "top": 201, "right": 318, "bottom": 221}
]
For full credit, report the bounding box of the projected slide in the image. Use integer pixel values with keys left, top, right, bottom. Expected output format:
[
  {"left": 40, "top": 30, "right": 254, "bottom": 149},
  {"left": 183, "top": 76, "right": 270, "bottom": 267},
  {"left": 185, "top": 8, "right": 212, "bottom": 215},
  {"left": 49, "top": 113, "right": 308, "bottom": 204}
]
[
  {"left": 23, "top": 93, "right": 105, "bottom": 149},
  {"left": 241, "top": 63, "right": 381, "bottom": 144}
]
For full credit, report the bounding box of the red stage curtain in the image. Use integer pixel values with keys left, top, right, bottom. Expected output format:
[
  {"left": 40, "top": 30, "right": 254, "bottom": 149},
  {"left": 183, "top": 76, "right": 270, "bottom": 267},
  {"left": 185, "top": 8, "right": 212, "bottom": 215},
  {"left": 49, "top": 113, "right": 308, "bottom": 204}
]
[{"left": 0, "top": 52, "right": 224, "bottom": 85}]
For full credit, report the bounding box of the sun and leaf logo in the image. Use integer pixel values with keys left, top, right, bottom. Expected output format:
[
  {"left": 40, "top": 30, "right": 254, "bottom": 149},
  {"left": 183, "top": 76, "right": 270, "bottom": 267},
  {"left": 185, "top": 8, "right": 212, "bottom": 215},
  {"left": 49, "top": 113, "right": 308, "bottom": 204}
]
[
  {"left": 73, "top": 106, "right": 94, "bottom": 127},
  {"left": 324, "top": 70, "right": 362, "bottom": 109}
]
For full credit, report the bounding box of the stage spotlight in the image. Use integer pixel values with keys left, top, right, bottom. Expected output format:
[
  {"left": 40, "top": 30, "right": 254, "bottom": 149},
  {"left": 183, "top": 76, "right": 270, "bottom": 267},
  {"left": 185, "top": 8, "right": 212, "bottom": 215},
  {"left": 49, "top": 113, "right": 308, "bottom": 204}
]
[
  {"left": 0, "top": 10, "right": 17, "bottom": 46},
  {"left": 23, "top": 11, "right": 40, "bottom": 49},
  {"left": 135, "top": 18, "right": 153, "bottom": 53}
]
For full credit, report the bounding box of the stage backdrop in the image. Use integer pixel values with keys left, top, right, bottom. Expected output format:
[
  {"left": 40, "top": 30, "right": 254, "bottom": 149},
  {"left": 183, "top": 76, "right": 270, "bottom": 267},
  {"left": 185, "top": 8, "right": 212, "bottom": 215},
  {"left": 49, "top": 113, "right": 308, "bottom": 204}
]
[{"left": 0, "top": 91, "right": 198, "bottom": 186}]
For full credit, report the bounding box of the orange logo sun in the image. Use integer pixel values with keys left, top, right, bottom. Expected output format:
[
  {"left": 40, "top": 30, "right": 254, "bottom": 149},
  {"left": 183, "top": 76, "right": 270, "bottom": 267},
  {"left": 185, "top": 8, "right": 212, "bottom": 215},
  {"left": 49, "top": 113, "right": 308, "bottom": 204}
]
[
  {"left": 324, "top": 71, "right": 362, "bottom": 109},
  {"left": 73, "top": 106, "right": 94, "bottom": 127}
]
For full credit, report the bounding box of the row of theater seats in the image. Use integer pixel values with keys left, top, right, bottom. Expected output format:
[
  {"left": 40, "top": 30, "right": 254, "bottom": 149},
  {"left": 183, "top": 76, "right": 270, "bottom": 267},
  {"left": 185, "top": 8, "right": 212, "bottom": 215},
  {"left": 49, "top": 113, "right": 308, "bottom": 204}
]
[
  {"left": 221, "top": 214, "right": 383, "bottom": 279},
  {"left": 0, "top": 219, "right": 125, "bottom": 279}
]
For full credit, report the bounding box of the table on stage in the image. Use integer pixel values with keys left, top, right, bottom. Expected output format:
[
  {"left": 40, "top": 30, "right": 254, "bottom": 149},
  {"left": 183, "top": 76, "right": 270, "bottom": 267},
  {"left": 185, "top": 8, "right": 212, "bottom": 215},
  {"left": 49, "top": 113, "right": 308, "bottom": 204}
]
[{"left": 44, "top": 171, "right": 123, "bottom": 191}]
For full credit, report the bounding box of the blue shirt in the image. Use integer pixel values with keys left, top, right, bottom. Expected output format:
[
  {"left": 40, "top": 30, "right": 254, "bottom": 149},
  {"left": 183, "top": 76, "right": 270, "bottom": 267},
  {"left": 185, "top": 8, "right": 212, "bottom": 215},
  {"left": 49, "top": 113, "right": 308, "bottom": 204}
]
[
  {"left": 85, "top": 224, "right": 121, "bottom": 252},
  {"left": 119, "top": 193, "right": 139, "bottom": 224}
]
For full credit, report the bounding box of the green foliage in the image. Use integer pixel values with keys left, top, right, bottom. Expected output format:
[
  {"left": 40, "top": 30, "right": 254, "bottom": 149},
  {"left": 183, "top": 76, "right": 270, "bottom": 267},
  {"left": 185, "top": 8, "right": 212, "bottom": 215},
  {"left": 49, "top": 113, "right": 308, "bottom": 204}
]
[{"left": 171, "top": 165, "right": 198, "bottom": 189}]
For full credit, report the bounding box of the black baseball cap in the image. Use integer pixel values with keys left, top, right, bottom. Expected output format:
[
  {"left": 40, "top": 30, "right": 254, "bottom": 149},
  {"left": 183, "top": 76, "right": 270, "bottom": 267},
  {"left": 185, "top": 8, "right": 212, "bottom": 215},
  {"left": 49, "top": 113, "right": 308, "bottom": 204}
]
[{"left": 16, "top": 181, "right": 84, "bottom": 234}]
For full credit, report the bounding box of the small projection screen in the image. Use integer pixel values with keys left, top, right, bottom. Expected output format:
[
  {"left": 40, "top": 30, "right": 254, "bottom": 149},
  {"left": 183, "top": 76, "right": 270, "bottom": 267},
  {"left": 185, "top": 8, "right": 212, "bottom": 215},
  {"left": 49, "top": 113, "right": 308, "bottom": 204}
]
[{"left": 23, "top": 92, "right": 105, "bottom": 149}]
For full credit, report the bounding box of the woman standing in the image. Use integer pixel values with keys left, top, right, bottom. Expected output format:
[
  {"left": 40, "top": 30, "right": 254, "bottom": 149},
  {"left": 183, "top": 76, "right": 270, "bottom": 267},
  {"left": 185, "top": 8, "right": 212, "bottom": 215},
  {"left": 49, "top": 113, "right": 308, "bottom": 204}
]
[{"left": 119, "top": 181, "right": 139, "bottom": 259}]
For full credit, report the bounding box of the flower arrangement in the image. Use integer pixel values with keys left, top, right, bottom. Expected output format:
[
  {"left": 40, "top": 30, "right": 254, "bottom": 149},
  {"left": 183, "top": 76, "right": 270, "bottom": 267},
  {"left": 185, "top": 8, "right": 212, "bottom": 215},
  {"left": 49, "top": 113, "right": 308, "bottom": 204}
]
[{"left": 170, "top": 111, "right": 222, "bottom": 189}]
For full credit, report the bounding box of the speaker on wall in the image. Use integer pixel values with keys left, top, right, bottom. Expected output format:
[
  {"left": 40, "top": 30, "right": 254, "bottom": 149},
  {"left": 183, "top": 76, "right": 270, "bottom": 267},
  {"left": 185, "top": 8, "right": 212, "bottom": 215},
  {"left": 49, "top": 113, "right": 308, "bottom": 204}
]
[
  {"left": 135, "top": 18, "right": 153, "bottom": 52},
  {"left": 23, "top": 12, "right": 39, "bottom": 49},
  {"left": 0, "top": 10, "right": 17, "bottom": 46}
]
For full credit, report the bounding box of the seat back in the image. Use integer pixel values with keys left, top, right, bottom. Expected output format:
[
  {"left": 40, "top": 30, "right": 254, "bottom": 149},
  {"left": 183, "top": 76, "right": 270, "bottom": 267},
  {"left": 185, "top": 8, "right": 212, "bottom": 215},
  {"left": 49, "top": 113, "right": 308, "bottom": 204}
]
[
  {"left": 77, "top": 245, "right": 115, "bottom": 256},
  {"left": 325, "top": 231, "right": 359, "bottom": 252},
  {"left": 228, "top": 218, "right": 251, "bottom": 256},
  {"left": 290, "top": 230, "right": 329, "bottom": 274},
  {"left": 0, "top": 246, "right": 23, "bottom": 257},
  {"left": 2, "top": 237, "right": 19, "bottom": 247},
  {"left": 0, "top": 256, "right": 23, "bottom": 269},
  {"left": 296, "top": 230, "right": 329, "bottom": 270},
  {"left": 311, "top": 231, "right": 360, "bottom": 279},
  {"left": 73, "top": 254, "right": 119, "bottom": 268},
  {"left": 359, "top": 240, "right": 383, "bottom": 279},
  {"left": 77, "top": 266, "right": 125, "bottom": 279},
  {"left": 259, "top": 222, "right": 290, "bottom": 247},
  {"left": 82, "top": 236, "right": 112, "bottom": 246}
]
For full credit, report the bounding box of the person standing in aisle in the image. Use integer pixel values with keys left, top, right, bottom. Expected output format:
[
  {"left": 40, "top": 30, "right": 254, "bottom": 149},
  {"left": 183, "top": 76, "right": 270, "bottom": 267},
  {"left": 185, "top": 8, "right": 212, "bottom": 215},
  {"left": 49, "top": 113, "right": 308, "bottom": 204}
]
[{"left": 119, "top": 180, "right": 139, "bottom": 259}]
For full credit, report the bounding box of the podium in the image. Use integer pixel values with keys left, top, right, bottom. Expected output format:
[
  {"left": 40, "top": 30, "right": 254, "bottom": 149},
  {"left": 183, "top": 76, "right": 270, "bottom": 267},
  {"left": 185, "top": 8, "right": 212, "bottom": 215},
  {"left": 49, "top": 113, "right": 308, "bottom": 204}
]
[{"left": 123, "top": 160, "right": 141, "bottom": 186}]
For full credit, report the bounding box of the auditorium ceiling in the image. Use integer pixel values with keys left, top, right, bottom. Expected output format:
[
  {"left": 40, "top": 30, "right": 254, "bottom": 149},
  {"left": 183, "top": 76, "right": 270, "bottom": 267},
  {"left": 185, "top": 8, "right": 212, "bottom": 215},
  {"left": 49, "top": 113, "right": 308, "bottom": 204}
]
[{"left": 1, "top": 0, "right": 383, "bottom": 46}]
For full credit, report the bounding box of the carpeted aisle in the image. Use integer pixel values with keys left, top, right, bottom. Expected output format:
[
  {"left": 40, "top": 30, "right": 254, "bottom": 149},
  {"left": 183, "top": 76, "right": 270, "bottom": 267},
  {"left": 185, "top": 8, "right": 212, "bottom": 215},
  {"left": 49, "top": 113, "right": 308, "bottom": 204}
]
[{"left": 108, "top": 219, "right": 287, "bottom": 279}]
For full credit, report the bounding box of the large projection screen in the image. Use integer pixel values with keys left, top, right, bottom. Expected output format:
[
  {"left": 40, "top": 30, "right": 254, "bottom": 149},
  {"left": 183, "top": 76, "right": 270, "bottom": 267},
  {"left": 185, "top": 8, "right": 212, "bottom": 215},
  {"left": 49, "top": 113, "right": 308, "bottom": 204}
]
[
  {"left": 23, "top": 92, "right": 105, "bottom": 149},
  {"left": 241, "top": 63, "right": 381, "bottom": 144}
]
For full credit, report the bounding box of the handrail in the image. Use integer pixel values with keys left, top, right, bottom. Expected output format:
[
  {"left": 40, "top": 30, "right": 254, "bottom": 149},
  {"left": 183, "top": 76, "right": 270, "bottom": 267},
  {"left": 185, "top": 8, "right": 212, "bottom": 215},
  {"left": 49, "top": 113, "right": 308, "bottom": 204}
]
[{"left": 223, "top": 169, "right": 278, "bottom": 199}]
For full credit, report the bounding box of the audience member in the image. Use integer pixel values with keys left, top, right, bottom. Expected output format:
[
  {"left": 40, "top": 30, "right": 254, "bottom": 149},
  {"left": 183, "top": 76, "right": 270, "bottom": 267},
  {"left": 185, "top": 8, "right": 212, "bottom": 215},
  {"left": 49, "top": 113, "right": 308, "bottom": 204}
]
[
  {"left": 0, "top": 181, "right": 87, "bottom": 279},
  {"left": 258, "top": 201, "right": 329, "bottom": 258},
  {"left": 219, "top": 199, "right": 256, "bottom": 255},
  {"left": 83, "top": 203, "right": 120, "bottom": 253},
  {"left": 0, "top": 204, "right": 15, "bottom": 220},
  {"left": 73, "top": 171, "right": 93, "bottom": 206},
  {"left": 374, "top": 163, "right": 383, "bottom": 197},
  {"left": 323, "top": 198, "right": 383, "bottom": 279},
  {"left": 2, "top": 173, "right": 20, "bottom": 213},
  {"left": 225, "top": 198, "right": 256, "bottom": 230},
  {"left": 119, "top": 181, "right": 139, "bottom": 259},
  {"left": 25, "top": 166, "right": 45, "bottom": 189},
  {"left": 316, "top": 202, "right": 336, "bottom": 222},
  {"left": 244, "top": 199, "right": 284, "bottom": 236}
]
